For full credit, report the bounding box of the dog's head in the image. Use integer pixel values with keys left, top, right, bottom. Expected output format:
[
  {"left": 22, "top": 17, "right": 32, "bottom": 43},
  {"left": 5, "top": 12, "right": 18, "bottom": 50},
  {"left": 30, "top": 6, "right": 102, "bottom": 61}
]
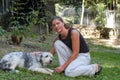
[
  {"left": 0, "top": 60, "right": 11, "bottom": 71},
  {"left": 37, "top": 52, "right": 53, "bottom": 66}
]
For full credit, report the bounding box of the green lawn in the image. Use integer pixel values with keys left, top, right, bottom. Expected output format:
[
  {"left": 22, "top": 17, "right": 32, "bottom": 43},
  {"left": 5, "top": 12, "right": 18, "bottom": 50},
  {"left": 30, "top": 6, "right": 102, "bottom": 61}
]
[{"left": 0, "top": 35, "right": 120, "bottom": 80}]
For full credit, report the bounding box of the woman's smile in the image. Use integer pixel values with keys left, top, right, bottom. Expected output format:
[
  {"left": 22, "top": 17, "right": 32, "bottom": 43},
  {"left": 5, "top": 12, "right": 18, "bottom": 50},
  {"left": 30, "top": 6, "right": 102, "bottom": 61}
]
[{"left": 52, "top": 19, "right": 64, "bottom": 34}]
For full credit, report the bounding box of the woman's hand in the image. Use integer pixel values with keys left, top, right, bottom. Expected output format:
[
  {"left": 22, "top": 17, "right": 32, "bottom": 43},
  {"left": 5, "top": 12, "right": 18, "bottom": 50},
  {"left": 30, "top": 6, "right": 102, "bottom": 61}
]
[
  {"left": 54, "top": 66, "right": 64, "bottom": 73},
  {"left": 30, "top": 51, "right": 41, "bottom": 56}
]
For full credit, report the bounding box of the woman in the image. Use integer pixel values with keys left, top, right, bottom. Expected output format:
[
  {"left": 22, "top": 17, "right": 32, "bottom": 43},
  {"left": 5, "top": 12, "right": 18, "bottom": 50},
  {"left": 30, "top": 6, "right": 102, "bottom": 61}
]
[{"left": 50, "top": 16, "right": 102, "bottom": 77}]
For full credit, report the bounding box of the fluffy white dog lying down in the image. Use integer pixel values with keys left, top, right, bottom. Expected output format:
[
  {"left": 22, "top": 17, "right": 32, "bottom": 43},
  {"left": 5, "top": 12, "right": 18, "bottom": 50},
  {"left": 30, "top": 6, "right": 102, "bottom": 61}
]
[{"left": 0, "top": 51, "right": 54, "bottom": 75}]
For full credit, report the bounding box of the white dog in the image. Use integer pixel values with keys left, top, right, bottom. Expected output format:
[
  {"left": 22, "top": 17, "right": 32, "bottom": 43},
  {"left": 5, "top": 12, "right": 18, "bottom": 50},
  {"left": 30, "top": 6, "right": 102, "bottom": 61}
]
[{"left": 0, "top": 51, "right": 54, "bottom": 75}]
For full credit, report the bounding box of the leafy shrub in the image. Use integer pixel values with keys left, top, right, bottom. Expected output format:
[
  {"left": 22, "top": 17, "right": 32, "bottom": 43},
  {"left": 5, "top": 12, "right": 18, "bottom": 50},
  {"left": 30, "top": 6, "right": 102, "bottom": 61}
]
[{"left": 0, "top": 26, "right": 6, "bottom": 36}]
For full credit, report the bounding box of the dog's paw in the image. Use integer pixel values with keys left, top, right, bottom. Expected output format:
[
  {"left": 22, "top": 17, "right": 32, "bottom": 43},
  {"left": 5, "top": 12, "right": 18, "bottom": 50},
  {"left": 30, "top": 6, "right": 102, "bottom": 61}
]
[
  {"left": 48, "top": 69, "right": 54, "bottom": 73},
  {"left": 46, "top": 68, "right": 54, "bottom": 73},
  {"left": 10, "top": 70, "right": 19, "bottom": 73},
  {"left": 47, "top": 72, "right": 53, "bottom": 76},
  {"left": 15, "top": 70, "right": 19, "bottom": 73},
  {"left": 48, "top": 72, "right": 53, "bottom": 75}
]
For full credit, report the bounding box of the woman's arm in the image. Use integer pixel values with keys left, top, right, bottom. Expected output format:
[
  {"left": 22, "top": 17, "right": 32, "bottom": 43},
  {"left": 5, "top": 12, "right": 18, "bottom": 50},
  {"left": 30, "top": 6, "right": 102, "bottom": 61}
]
[
  {"left": 50, "top": 44, "right": 55, "bottom": 55},
  {"left": 50, "top": 37, "right": 59, "bottom": 55}
]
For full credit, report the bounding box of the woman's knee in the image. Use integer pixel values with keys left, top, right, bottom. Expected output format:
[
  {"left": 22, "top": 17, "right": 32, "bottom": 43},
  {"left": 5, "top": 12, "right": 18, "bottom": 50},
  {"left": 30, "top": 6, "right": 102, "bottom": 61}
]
[{"left": 54, "top": 40, "right": 61, "bottom": 47}]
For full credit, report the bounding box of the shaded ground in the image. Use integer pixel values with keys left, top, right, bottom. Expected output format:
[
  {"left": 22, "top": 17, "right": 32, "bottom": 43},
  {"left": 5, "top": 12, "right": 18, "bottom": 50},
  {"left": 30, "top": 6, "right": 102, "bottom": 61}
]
[
  {"left": 86, "top": 38, "right": 120, "bottom": 49},
  {"left": 0, "top": 34, "right": 120, "bottom": 57},
  {"left": 0, "top": 34, "right": 55, "bottom": 57}
]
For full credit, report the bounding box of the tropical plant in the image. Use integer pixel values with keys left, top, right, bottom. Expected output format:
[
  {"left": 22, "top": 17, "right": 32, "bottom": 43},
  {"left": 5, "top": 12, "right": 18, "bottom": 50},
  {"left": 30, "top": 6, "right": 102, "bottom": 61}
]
[
  {"left": 27, "top": 10, "right": 46, "bottom": 26},
  {"left": 88, "top": 3, "right": 106, "bottom": 27}
]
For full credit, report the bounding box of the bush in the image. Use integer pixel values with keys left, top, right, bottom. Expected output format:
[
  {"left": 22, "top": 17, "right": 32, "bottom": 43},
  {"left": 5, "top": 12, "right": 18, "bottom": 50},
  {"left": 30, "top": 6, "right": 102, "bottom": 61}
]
[
  {"left": 0, "top": 12, "right": 11, "bottom": 30},
  {"left": 0, "top": 26, "right": 6, "bottom": 36}
]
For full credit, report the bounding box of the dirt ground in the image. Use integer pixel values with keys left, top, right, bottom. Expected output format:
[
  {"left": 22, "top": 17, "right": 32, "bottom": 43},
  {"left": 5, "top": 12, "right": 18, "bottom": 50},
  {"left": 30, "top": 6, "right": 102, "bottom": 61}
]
[
  {"left": 87, "top": 38, "right": 120, "bottom": 48},
  {"left": 0, "top": 35, "right": 54, "bottom": 57},
  {"left": 0, "top": 34, "right": 120, "bottom": 57}
]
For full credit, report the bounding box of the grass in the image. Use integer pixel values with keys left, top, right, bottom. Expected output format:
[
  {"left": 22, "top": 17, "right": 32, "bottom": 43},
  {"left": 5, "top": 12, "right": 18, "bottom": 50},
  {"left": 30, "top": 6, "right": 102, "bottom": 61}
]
[{"left": 0, "top": 34, "right": 120, "bottom": 80}]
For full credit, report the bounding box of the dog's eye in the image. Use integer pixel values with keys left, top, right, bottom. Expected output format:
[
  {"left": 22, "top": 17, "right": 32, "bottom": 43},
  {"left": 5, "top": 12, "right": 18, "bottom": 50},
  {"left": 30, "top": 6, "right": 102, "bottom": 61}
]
[
  {"left": 4, "top": 64, "right": 7, "bottom": 67},
  {"left": 45, "top": 55, "right": 48, "bottom": 58},
  {"left": 40, "top": 55, "right": 43, "bottom": 58},
  {"left": 8, "top": 64, "right": 11, "bottom": 67}
]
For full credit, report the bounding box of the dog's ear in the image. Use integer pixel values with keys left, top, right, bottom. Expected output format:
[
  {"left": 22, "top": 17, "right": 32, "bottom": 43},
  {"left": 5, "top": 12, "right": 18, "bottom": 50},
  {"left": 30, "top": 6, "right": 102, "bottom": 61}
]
[{"left": 36, "top": 54, "right": 42, "bottom": 62}]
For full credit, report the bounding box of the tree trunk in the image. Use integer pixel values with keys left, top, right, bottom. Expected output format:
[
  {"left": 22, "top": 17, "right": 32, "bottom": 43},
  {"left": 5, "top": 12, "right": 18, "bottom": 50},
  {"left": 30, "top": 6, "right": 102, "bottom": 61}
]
[
  {"left": 2, "top": 0, "right": 5, "bottom": 14},
  {"left": 46, "top": 23, "right": 49, "bottom": 35},
  {"left": 80, "top": 0, "right": 85, "bottom": 25},
  {"left": 11, "top": 34, "right": 23, "bottom": 45}
]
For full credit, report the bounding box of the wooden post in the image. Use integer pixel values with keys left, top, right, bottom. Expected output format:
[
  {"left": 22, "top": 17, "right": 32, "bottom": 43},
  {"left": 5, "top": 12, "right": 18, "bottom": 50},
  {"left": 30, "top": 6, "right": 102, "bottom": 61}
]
[
  {"left": 80, "top": 0, "right": 85, "bottom": 25},
  {"left": 2, "top": 0, "right": 4, "bottom": 14}
]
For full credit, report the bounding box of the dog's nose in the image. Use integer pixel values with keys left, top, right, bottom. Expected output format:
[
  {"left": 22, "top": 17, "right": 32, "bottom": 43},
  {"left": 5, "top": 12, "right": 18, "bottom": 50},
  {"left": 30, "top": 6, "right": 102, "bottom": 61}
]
[{"left": 50, "top": 60, "right": 52, "bottom": 63}]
